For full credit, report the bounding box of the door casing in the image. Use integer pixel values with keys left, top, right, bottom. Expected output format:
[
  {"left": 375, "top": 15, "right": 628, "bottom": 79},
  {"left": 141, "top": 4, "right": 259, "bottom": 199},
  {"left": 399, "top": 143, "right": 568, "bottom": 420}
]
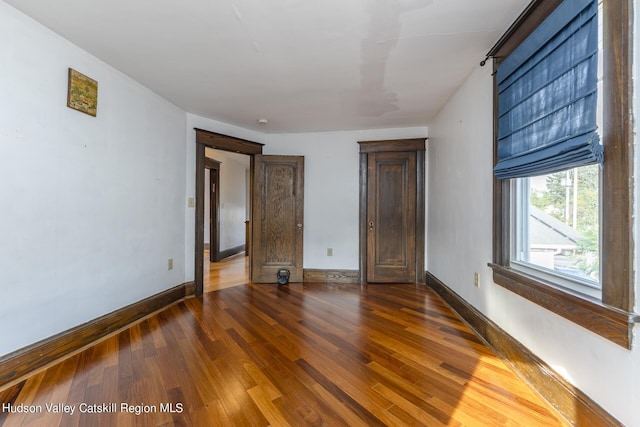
[
  {"left": 358, "top": 138, "right": 426, "bottom": 284},
  {"left": 194, "top": 129, "right": 264, "bottom": 296},
  {"left": 206, "top": 159, "right": 221, "bottom": 262}
]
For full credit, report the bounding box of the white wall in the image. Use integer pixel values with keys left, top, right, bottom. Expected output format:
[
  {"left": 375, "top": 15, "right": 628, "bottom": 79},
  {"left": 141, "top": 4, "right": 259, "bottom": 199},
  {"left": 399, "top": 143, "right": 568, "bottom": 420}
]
[
  {"left": 264, "top": 127, "right": 427, "bottom": 269},
  {"left": 204, "top": 148, "right": 249, "bottom": 251},
  {"left": 183, "top": 121, "right": 427, "bottom": 275},
  {"left": 428, "top": 64, "right": 640, "bottom": 426},
  {"left": 0, "top": 2, "right": 187, "bottom": 356}
]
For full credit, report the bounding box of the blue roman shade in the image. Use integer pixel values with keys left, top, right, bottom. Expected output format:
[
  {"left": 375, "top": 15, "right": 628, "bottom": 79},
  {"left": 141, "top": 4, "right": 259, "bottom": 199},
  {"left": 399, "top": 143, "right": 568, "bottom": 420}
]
[{"left": 493, "top": 0, "right": 602, "bottom": 180}]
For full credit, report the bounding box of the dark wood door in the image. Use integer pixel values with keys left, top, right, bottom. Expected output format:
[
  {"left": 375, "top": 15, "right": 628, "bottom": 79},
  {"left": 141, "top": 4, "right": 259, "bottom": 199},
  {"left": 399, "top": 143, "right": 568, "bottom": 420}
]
[
  {"left": 251, "top": 155, "right": 304, "bottom": 283},
  {"left": 367, "top": 151, "right": 417, "bottom": 283}
]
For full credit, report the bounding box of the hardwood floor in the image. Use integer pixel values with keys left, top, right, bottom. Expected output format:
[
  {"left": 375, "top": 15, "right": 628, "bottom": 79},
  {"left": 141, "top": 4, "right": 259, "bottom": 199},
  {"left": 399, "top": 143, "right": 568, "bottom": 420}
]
[
  {"left": 204, "top": 251, "right": 249, "bottom": 292},
  {"left": 0, "top": 280, "right": 567, "bottom": 426}
]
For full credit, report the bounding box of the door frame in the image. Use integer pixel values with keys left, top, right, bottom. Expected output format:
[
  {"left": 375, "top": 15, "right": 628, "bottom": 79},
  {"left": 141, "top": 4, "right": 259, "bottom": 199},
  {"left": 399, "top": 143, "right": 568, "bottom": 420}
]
[
  {"left": 194, "top": 128, "right": 264, "bottom": 296},
  {"left": 358, "top": 138, "right": 426, "bottom": 284},
  {"left": 206, "top": 159, "right": 221, "bottom": 262}
]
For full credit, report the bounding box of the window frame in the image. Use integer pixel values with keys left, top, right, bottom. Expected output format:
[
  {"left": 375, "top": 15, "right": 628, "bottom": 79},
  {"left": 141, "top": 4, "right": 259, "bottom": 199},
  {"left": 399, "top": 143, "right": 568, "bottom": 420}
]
[
  {"left": 489, "top": 0, "right": 637, "bottom": 349},
  {"left": 511, "top": 170, "right": 603, "bottom": 299}
]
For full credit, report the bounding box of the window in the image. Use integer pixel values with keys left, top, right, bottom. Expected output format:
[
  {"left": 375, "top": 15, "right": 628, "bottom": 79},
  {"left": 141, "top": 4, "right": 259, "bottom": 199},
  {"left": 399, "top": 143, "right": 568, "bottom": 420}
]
[
  {"left": 489, "top": 0, "right": 635, "bottom": 348},
  {"left": 512, "top": 165, "right": 601, "bottom": 299}
]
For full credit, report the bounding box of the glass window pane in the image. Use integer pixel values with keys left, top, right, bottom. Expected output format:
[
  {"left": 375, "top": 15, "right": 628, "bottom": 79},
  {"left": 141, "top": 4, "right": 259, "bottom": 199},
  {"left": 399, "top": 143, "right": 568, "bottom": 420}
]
[{"left": 514, "top": 164, "right": 600, "bottom": 287}]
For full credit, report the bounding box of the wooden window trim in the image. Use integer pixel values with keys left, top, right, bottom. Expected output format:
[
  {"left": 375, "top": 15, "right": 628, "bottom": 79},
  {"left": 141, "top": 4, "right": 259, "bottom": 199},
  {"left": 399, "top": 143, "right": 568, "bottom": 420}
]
[{"left": 489, "top": 0, "right": 637, "bottom": 348}]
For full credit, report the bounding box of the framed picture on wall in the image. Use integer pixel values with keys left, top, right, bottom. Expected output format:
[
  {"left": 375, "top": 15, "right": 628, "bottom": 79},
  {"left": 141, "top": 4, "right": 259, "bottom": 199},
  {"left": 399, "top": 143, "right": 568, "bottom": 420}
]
[{"left": 67, "top": 68, "right": 98, "bottom": 117}]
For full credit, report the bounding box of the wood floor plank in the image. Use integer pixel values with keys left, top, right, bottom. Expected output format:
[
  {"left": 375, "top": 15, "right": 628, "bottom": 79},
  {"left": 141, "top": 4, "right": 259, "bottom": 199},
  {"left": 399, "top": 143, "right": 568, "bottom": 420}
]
[
  {"left": 372, "top": 382, "right": 449, "bottom": 427},
  {"left": 1, "top": 268, "right": 569, "bottom": 426},
  {"left": 247, "top": 386, "right": 292, "bottom": 427}
]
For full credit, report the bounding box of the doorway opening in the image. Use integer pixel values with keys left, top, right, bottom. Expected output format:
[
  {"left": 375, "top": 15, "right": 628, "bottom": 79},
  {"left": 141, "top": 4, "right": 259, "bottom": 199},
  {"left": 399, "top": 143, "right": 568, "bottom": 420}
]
[{"left": 194, "top": 129, "right": 264, "bottom": 296}]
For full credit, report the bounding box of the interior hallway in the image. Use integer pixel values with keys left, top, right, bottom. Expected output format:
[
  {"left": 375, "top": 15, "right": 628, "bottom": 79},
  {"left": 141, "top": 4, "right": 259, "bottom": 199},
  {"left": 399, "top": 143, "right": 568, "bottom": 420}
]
[{"left": 203, "top": 251, "right": 250, "bottom": 293}]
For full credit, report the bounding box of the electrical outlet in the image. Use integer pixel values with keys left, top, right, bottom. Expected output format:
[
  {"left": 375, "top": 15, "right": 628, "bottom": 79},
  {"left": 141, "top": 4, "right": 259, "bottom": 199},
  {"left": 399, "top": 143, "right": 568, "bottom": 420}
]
[
  {"left": 168, "top": 258, "right": 174, "bottom": 270},
  {"left": 474, "top": 272, "right": 479, "bottom": 287},
  {"left": 188, "top": 197, "right": 195, "bottom": 208},
  {"left": 327, "top": 248, "right": 333, "bottom": 256}
]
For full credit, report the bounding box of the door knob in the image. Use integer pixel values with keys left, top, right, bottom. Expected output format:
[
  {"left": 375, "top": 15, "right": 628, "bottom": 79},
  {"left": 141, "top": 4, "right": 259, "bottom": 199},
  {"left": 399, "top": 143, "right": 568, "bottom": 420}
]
[
  {"left": 368, "top": 220, "right": 374, "bottom": 231},
  {"left": 297, "top": 223, "right": 303, "bottom": 228}
]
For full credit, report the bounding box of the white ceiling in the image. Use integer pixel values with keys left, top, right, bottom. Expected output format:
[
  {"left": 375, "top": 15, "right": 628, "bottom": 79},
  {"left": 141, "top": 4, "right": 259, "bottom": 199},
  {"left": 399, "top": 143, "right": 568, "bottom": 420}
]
[{"left": 5, "top": 0, "right": 529, "bottom": 133}]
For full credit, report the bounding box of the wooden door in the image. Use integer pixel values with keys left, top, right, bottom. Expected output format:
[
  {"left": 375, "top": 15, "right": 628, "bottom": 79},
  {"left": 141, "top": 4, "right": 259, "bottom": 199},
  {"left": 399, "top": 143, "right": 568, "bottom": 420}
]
[
  {"left": 251, "top": 155, "right": 304, "bottom": 283},
  {"left": 367, "top": 151, "right": 417, "bottom": 283}
]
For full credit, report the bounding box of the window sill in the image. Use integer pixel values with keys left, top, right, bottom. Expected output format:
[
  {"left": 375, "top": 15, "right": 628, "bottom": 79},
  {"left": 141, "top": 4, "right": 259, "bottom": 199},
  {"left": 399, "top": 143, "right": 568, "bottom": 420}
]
[{"left": 488, "top": 264, "right": 637, "bottom": 349}]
